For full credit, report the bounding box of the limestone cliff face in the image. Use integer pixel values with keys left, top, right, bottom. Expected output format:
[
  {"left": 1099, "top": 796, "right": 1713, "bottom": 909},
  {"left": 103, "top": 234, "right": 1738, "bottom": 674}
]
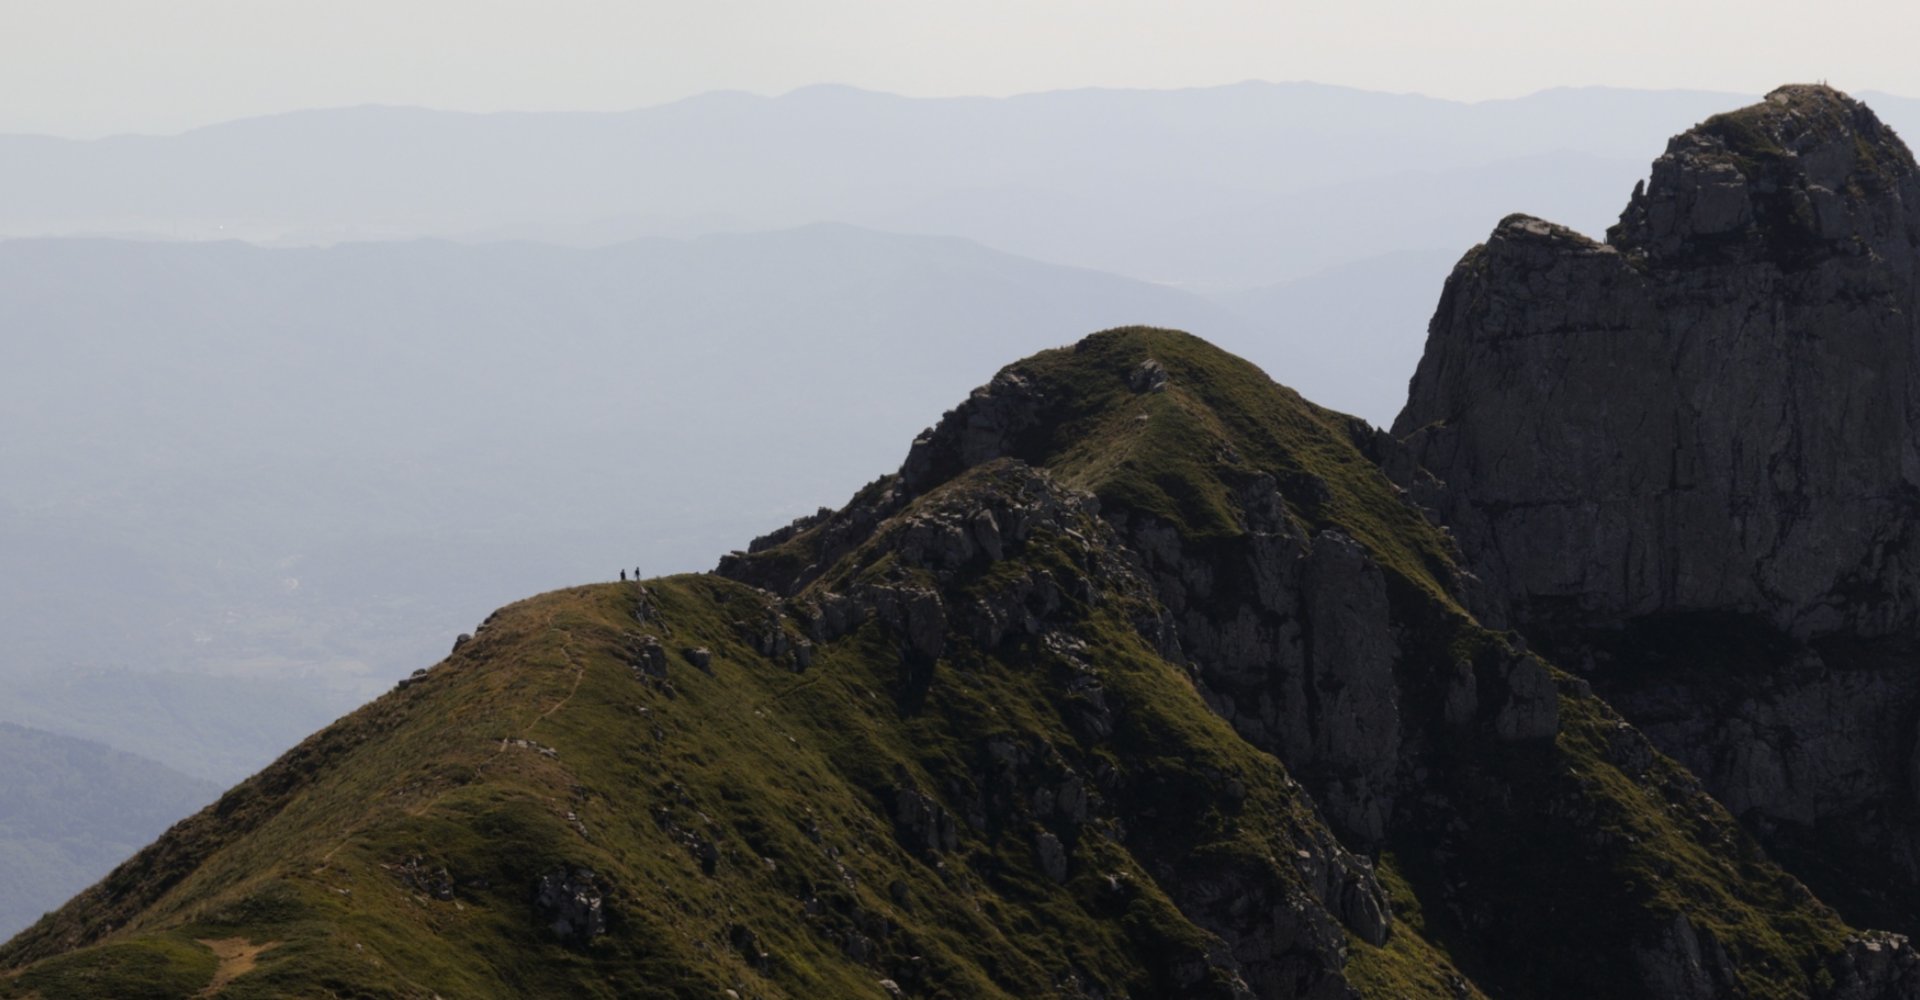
[
  {"left": 1400, "top": 85, "right": 1920, "bottom": 640},
  {"left": 1396, "top": 85, "right": 1920, "bottom": 928}
]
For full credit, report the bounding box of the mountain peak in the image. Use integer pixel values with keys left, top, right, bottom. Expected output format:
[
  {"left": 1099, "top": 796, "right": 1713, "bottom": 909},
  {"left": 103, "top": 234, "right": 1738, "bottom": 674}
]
[
  {"left": 1607, "top": 83, "right": 1920, "bottom": 266},
  {"left": 724, "top": 326, "right": 1464, "bottom": 610}
]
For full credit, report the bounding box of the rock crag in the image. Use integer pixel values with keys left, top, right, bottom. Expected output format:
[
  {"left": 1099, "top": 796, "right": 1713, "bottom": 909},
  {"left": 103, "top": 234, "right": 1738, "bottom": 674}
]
[{"left": 1397, "top": 84, "right": 1920, "bottom": 931}]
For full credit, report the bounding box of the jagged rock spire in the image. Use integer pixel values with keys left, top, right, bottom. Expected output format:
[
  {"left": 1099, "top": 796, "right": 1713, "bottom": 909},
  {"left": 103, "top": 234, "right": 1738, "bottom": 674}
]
[
  {"left": 1398, "top": 84, "right": 1920, "bottom": 640},
  {"left": 1608, "top": 84, "right": 1920, "bottom": 269}
]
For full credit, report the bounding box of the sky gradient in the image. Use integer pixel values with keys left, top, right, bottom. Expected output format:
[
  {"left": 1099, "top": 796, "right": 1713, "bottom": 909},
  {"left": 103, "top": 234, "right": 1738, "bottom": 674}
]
[{"left": 3, "top": 0, "right": 1912, "bottom": 136}]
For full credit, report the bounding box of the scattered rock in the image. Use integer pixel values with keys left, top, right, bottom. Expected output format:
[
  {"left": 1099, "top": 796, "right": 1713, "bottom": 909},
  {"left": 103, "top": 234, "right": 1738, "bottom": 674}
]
[
  {"left": 496, "top": 736, "right": 559, "bottom": 758},
  {"left": 888, "top": 777, "right": 959, "bottom": 856},
  {"left": 388, "top": 856, "right": 455, "bottom": 901},
  {"left": 1033, "top": 830, "right": 1068, "bottom": 883},
  {"left": 1128, "top": 358, "right": 1169, "bottom": 393},
  {"left": 629, "top": 635, "right": 670, "bottom": 680},
  {"left": 728, "top": 923, "right": 770, "bottom": 971},
  {"left": 532, "top": 867, "right": 607, "bottom": 946}
]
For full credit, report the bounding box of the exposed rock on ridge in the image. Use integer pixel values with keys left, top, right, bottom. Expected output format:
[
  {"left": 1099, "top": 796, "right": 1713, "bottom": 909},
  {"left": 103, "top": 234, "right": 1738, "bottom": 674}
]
[
  {"left": 1400, "top": 84, "right": 1920, "bottom": 639},
  {"left": 1396, "top": 84, "right": 1920, "bottom": 932},
  {"left": 726, "top": 327, "right": 1887, "bottom": 999}
]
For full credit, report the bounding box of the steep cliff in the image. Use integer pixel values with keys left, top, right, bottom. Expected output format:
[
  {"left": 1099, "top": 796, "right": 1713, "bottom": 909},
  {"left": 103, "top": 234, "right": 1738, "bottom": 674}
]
[{"left": 1397, "top": 84, "right": 1920, "bottom": 931}]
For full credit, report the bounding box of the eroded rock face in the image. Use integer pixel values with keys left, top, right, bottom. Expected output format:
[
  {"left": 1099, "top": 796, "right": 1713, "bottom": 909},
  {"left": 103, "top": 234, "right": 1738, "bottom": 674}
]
[
  {"left": 1300, "top": 532, "right": 1401, "bottom": 810},
  {"left": 1396, "top": 84, "right": 1920, "bottom": 929},
  {"left": 1830, "top": 933, "right": 1920, "bottom": 1000},
  {"left": 1633, "top": 913, "right": 1739, "bottom": 1000},
  {"left": 719, "top": 442, "right": 1396, "bottom": 992},
  {"left": 1399, "top": 85, "right": 1920, "bottom": 641}
]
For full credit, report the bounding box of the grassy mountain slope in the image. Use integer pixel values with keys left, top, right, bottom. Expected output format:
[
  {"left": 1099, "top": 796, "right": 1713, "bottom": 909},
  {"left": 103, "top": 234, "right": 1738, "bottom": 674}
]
[
  {"left": 0, "top": 573, "right": 1443, "bottom": 996},
  {"left": 1, "top": 329, "right": 1895, "bottom": 998}
]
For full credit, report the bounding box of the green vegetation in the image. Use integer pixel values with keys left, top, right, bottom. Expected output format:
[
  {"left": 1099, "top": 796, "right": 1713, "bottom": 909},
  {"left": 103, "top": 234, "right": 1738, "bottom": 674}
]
[
  {"left": 1374, "top": 590, "right": 1851, "bottom": 999},
  {"left": 1697, "top": 104, "right": 1791, "bottom": 175},
  {"left": 4, "top": 934, "right": 217, "bottom": 1000},
  {"left": 970, "top": 328, "right": 1461, "bottom": 603},
  {"left": 1344, "top": 858, "right": 1487, "bottom": 1000},
  {"left": 2, "top": 564, "right": 1369, "bottom": 998}
]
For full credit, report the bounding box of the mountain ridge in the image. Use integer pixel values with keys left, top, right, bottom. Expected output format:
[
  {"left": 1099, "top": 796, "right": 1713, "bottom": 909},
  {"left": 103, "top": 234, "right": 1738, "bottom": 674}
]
[
  {"left": 0, "top": 81, "right": 1770, "bottom": 143},
  {"left": 5, "top": 327, "right": 1915, "bottom": 999}
]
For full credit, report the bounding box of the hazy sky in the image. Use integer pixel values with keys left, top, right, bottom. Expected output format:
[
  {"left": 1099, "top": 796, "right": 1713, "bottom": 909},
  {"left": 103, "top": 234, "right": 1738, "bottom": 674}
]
[{"left": 4, "top": 0, "right": 1915, "bottom": 136}]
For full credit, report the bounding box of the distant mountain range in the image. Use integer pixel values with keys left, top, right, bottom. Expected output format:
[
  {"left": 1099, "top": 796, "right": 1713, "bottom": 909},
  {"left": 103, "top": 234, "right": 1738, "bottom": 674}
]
[
  {"left": 14, "top": 82, "right": 1920, "bottom": 288},
  {"left": 0, "top": 723, "right": 216, "bottom": 942}
]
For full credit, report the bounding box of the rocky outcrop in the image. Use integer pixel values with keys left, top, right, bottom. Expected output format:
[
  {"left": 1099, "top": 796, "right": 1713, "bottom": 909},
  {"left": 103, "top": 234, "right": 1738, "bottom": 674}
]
[
  {"left": 1399, "top": 85, "right": 1920, "bottom": 640},
  {"left": 1830, "top": 933, "right": 1920, "bottom": 1000},
  {"left": 1396, "top": 85, "right": 1920, "bottom": 932},
  {"left": 532, "top": 866, "right": 608, "bottom": 946}
]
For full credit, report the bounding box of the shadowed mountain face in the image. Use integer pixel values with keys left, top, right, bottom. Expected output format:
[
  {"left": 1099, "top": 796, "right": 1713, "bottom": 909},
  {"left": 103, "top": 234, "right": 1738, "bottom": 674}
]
[
  {"left": 1398, "top": 85, "right": 1920, "bottom": 934},
  {"left": 0, "top": 724, "right": 218, "bottom": 941},
  {"left": 2, "top": 328, "right": 1916, "bottom": 1000}
]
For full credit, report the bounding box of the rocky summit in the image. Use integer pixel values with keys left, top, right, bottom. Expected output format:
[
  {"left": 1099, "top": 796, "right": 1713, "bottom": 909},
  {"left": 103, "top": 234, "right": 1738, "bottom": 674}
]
[
  {"left": 1400, "top": 84, "right": 1920, "bottom": 639},
  {"left": 1397, "top": 83, "right": 1920, "bottom": 935},
  {"left": 8, "top": 86, "right": 1920, "bottom": 999}
]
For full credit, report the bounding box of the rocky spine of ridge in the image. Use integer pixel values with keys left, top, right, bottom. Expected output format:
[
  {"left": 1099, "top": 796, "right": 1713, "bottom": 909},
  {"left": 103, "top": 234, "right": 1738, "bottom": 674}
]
[
  {"left": 1395, "top": 85, "right": 1920, "bottom": 930},
  {"left": 787, "top": 461, "right": 1399, "bottom": 996}
]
